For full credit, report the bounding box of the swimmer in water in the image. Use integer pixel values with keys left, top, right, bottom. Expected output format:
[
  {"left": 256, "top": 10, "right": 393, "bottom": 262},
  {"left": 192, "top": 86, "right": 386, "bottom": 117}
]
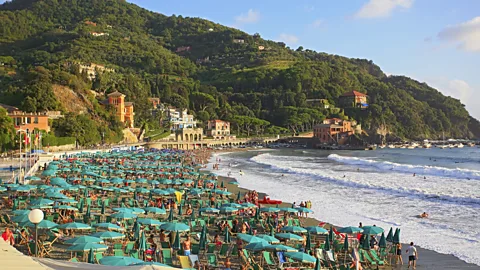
[
  {"left": 424, "top": 176, "right": 426, "bottom": 179},
  {"left": 420, "top": 212, "right": 429, "bottom": 218},
  {"left": 413, "top": 173, "right": 416, "bottom": 177},
  {"left": 281, "top": 174, "right": 284, "bottom": 177}
]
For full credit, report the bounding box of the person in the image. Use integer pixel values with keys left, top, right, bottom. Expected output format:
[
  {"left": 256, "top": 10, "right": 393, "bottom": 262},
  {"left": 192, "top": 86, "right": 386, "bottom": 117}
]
[
  {"left": 223, "top": 257, "right": 232, "bottom": 270},
  {"left": 183, "top": 235, "right": 191, "bottom": 256},
  {"left": 2, "top": 227, "right": 14, "bottom": 245},
  {"left": 420, "top": 212, "right": 429, "bottom": 218},
  {"left": 359, "top": 222, "right": 363, "bottom": 228},
  {"left": 396, "top": 243, "right": 403, "bottom": 265},
  {"left": 406, "top": 242, "right": 418, "bottom": 269},
  {"left": 159, "top": 229, "right": 166, "bottom": 242},
  {"left": 370, "top": 235, "right": 378, "bottom": 249},
  {"left": 193, "top": 260, "right": 204, "bottom": 270}
]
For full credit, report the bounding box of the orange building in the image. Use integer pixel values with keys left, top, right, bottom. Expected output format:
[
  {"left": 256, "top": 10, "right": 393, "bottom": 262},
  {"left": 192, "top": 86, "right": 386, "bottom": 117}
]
[
  {"left": 206, "top": 120, "right": 231, "bottom": 139},
  {"left": 0, "top": 103, "right": 50, "bottom": 132},
  {"left": 339, "top": 90, "right": 368, "bottom": 109},
  {"left": 148, "top": 98, "right": 161, "bottom": 109},
  {"left": 107, "top": 91, "right": 134, "bottom": 128},
  {"left": 313, "top": 118, "right": 354, "bottom": 144}
]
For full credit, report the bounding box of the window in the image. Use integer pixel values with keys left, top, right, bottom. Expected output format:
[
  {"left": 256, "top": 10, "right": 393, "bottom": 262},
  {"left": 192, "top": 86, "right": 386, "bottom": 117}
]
[
  {"left": 34, "top": 117, "right": 39, "bottom": 124},
  {"left": 26, "top": 117, "right": 32, "bottom": 124}
]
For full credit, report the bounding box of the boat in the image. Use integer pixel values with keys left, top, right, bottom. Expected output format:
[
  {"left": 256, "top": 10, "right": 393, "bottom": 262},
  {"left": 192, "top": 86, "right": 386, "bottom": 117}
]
[
  {"left": 423, "top": 143, "right": 432, "bottom": 148},
  {"left": 439, "top": 132, "right": 448, "bottom": 149},
  {"left": 468, "top": 142, "right": 476, "bottom": 147},
  {"left": 456, "top": 143, "right": 464, "bottom": 148},
  {"left": 407, "top": 145, "right": 415, "bottom": 149},
  {"left": 258, "top": 197, "right": 282, "bottom": 205},
  {"left": 387, "top": 144, "right": 395, "bottom": 149}
]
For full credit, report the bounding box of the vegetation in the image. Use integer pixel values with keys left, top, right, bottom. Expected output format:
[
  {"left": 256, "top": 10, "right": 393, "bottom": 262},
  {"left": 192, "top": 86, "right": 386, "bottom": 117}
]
[
  {"left": 0, "top": 107, "right": 16, "bottom": 151},
  {"left": 0, "top": 0, "right": 478, "bottom": 141}
]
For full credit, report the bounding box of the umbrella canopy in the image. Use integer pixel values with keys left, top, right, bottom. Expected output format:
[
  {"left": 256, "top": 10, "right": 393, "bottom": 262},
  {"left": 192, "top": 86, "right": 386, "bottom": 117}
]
[
  {"left": 386, "top": 227, "right": 394, "bottom": 242},
  {"left": 144, "top": 207, "right": 167, "bottom": 215},
  {"left": 59, "top": 222, "right": 91, "bottom": 230},
  {"left": 172, "top": 232, "right": 181, "bottom": 250},
  {"left": 91, "top": 231, "right": 125, "bottom": 240},
  {"left": 137, "top": 218, "right": 163, "bottom": 226},
  {"left": 393, "top": 228, "right": 401, "bottom": 244},
  {"left": 160, "top": 222, "right": 190, "bottom": 232},
  {"left": 338, "top": 226, "right": 364, "bottom": 234},
  {"left": 379, "top": 232, "right": 387, "bottom": 248},
  {"left": 65, "top": 236, "right": 104, "bottom": 245},
  {"left": 275, "top": 233, "right": 303, "bottom": 241},
  {"left": 343, "top": 235, "right": 349, "bottom": 251},
  {"left": 279, "top": 207, "right": 298, "bottom": 213},
  {"left": 237, "top": 233, "right": 266, "bottom": 243},
  {"left": 24, "top": 220, "right": 58, "bottom": 229},
  {"left": 88, "top": 247, "right": 95, "bottom": 264},
  {"left": 224, "top": 226, "right": 231, "bottom": 243},
  {"left": 30, "top": 198, "right": 54, "bottom": 206},
  {"left": 99, "top": 256, "right": 144, "bottom": 266},
  {"left": 111, "top": 212, "right": 137, "bottom": 220},
  {"left": 12, "top": 214, "right": 30, "bottom": 223},
  {"left": 362, "top": 226, "right": 384, "bottom": 235},
  {"left": 199, "top": 207, "right": 219, "bottom": 214},
  {"left": 306, "top": 226, "right": 328, "bottom": 235},
  {"left": 362, "top": 235, "right": 370, "bottom": 250},
  {"left": 306, "top": 232, "right": 312, "bottom": 250},
  {"left": 245, "top": 240, "right": 270, "bottom": 251},
  {"left": 219, "top": 206, "right": 239, "bottom": 214},
  {"left": 139, "top": 231, "right": 147, "bottom": 251},
  {"left": 92, "top": 223, "right": 124, "bottom": 231},
  {"left": 259, "top": 207, "right": 280, "bottom": 213},
  {"left": 256, "top": 234, "right": 280, "bottom": 244},
  {"left": 240, "top": 202, "right": 257, "bottom": 208},
  {"left": 66, "top": 243, "right": 108, "bottom": 252},
  {"left": 265, "top": 244, "right": 298, "bottom": 252},
  {"left": 284, "top": 252, "right": 316, "bottom": 263},
  {"left": 281, "top": 226, "right": 307, "bottom": 234}
]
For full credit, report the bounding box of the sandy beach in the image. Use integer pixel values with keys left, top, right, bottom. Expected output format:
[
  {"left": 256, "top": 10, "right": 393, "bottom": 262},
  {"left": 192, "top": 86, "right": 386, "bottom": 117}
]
[{"left": 210, "top": 149, "right": 480, "bottom": 270}]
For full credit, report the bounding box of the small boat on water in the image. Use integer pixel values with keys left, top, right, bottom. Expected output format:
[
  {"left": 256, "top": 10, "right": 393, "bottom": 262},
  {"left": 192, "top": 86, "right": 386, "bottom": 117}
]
[
  {"left": 468, "top": 142, "right": 476, "bottom": 147},
  {"left": 423, "top": 143, "right": 432, "bottom": 148},
  {"left": 456, "top": 143, "right": 464, "bottom": 148},
  {"left": 387, "top": 144, "right": 395, "bottom": 149},
  {"left": 438, "top": 145, "right": 448, "bottom": 149}
]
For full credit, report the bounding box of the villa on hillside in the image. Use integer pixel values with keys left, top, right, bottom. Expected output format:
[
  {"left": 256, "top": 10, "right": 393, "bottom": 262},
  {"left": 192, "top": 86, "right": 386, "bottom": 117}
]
[
  {"left": 306, "top": 98, "right": 330, "bottom": 109},
  {"left": 164, "top": 107, "right": 197, "bottom": 131},
  {"left": 205, "top": 120, "right": 235, "bottom": 140},
  {"left": 339, "top": 90, "right": 368, "bottom": 109},
  {"left": 0, "top": 103, "right": 51, "bottom": 132},
  {"left": 105, "top": 91, "right": 134, "bottom": 128},
  {"left": 313, "top": 118, "right": 360, "bottom": 145},
  {"left": 75, "top": 62, "right": 115, "bottom": 80}
]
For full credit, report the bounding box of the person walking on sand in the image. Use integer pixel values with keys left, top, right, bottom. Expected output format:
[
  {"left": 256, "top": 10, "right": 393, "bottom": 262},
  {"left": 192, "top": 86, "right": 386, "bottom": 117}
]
[
  {"left": 396, "top": 243, "right": 403, "bottom": 265},
  {"left": 406, "top": 242, "right": 418, "bottom": 269}
]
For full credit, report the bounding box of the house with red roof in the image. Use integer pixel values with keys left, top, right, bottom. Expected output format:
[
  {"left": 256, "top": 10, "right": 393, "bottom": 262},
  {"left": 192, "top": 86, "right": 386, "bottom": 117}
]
[{"left": 339, "top": 90, "right": 368, "bottom": 109}]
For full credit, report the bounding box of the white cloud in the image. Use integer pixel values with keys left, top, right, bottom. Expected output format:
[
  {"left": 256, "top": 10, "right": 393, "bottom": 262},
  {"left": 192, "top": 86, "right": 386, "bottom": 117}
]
[
  {"left": 355, "top": 0, "right": 414, "bottom": 19},
  {"left": 437, "top": 16, "right": 480, "bottom": 52},
  {"left": 278, "top": 33, "right": 299, "bottom": 45},
  {"left": 234, "top": 9, "right": 260, "bottom": 25}
]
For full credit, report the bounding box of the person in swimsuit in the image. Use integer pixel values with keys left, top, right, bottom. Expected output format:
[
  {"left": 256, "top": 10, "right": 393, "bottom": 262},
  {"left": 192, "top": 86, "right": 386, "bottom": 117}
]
[
  {"left": 223, "top": 257, "right": 232, "bottom": 270},
  {"left": 396, "top": 243, "right": 403, "bottom": 265},
  {"left": 183, "top": 235, "right": 191, "bottom": 256}
]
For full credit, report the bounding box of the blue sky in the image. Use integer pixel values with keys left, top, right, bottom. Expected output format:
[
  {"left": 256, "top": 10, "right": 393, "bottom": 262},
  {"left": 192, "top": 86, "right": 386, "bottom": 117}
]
[{"left": 127, "top": 0, "right": 480, "bottom": 119}]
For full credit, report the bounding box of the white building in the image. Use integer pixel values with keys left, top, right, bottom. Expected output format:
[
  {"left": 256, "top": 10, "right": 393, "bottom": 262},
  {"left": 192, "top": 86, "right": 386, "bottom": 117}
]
[{"left": 165, "top": 107, "right": 197, "bottom": 131}]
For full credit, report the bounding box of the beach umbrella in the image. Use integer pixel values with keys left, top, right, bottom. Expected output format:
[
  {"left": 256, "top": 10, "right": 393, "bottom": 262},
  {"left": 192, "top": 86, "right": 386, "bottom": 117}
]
[
  {"left": 132, "top": 262, "right": 174, "bottom": 267},
  {"left": 386, "top": 227, "right": 394, "bottom": 242},
  {"left": 393, "top": 228, "right": 401, "bottom": 244},
  {"left": 66, "top": 243, "right": 108, "bottom": 252},
  {"left": 189, "top": 210, "right": 195, "bottom": 221},
  {"left": 65, "top": 236, "right": 104, "bottom": 245},
  {"left": 248, "top": 225, "right": 253, "bottom": 235},
  {"left": 241, "top": 202, "right": 257, "bottom": 208},
  {"left": 13, "top": 209, "right": 30, "bottom": 216},
  {"left": 284, "top": 252, "right": 316, "bottom": 263},
  {"left": 237, "top": 233, "right": 265, "bottom": 243},
  {"left": 362, "top": 226, "right": 384, "bottom": 235},
  {"left": 88, "top": 247, "right": 94, "bottom": 264},
  {"left": 30, "top": 198, "right": 54, "bottom": 206},
  {"left": 329, "top": 227, "right": 334, "bottom": 242},
  {"left": 256, "top": 234, "right": 280, "bottom": 244},
  {"left": 229, "top": 180, "right": 239, "bottom": 185},
  {"left": 99, "top": 256, "right": 143, "bottom": 266},
  {"left": 53, "top": 205, "right": 78, "bottom": 211},
  {"left": 42, "top": 170, "right": 56, "bottom": 176},
  {"left": 178, "top": 204, "right": 183, "bottom": 215},
  {"left": 324, "top": 236, "right": 331, "bottom": 251},
  {"left": 0, "top": 186, "right": 7, "bottom": 192},
  {"left": 245, "top": 240, "right": 270, "bottom": 251},
  {"left": 280, "top": 207, "right": 298, "bottom": 213},
  {"left": 137, "top": 218, "right": 162, "bottom": 226},
  {"left": 306, "top": 226, "right": 328, "bottom": 235},
  {"left": 314, "top": 258, "right": 321, "bottom": 270},
  {"left": 91, "top": 231, "right": 125, "bottom": 240},
  {"left": 224, "top": 226, "right": 231, "bottom": 243},
  {"left": 265, "top": 244, "right": 298, "bottom": 252},
  {"left": 160, "top": 222, "right": 190, "bottom": 232},
  {"left": 338, "top": 226, "right": 363, "bottom": 234},
  {"left": 12, "top": 214, "right": 30, "bottom": 223},
  {"left": 85, "top": 204, "right": 91, "bottom": 222},
  {"left": 78, "top": 199, "right": 84, "bottom": 213},
  {"left": 275, "top": 233, "right": 303, "bottom": 241},
  {"left": 167, "top": 208, "right": 174, "bottom": 221},
  {"left": 222, "top": 203, "right": 243, "bottom": 208},
  {"left": 281, "top": 226, "right": 307, "bottom": 234},
  {"left": 259, "top": 207, "right": 280, "bottom": 213},
  {"left": 297, "top": 207, "right": 313, "bottom": 214},
  {"left": 93, "top": 223, "right": 125, "bottom": 231},
  {"left": 111, "top": 212, "right": 137, "bottom": 220},
  {"left": 24, "top": 220, "right": 58, "bottom": 229},
  {"left": 172, "top": 232, "right": 181, "bottom": 250},
  {"left": 199, "top": 226, "right": 207, "bottom": 250},
  {"left": 139, "top": 231, "right": 147, "bottom": 251},
  {"left": 379, "top": 232, "right": 387, "bottom": 248},
  {"left": 236, "top": 191, "right": 241, "bottom": 201},
  {"left": 100, "top": 200, "right": 106, "bottom": 215},
  {"left": 343, "top": 235, "right": 349, "bottom": 251},
  {"left": 220, "top": 181, "right": 224, "bottom": 188},
  {"left": 306, "top": 232, "right": 312, "bottom": 251},
  {"left": 219, "top": 206, "right": 238, "bottom": 215},
  {"left": 134, "top": 222, "right": 140, "bottom": 240},
  {"left": 199, "top": 207, "right": 219, "bottom": 214},
  {"left": 60, "top": 222, "right": 91, "bottom": 230}
]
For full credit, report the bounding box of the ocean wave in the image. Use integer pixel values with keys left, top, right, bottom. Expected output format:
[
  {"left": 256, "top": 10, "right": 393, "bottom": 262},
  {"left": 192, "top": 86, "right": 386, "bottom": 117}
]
[
  {"left": 328, "top": 154, "right": 480, "bottom": 180},
  {"left": 250, "top": 153, "right": 480, "bottom": 206}
]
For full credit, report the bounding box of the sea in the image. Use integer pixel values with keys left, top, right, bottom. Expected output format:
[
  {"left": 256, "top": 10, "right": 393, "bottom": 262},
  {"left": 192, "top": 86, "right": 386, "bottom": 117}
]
[{"left": 208, "top": 147, "right": 480, "bottom": 266}]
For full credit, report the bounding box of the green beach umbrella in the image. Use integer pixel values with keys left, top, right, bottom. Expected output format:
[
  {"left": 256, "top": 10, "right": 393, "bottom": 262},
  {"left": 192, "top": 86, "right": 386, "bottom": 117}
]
[
  {"left": 219, "top": 206, "right": 238, "bottom": 215},
  {"left": 393, "top": 228, "right": 401, "bottom": 244},
  {"left": 280, "top": 207, "right": 298, "bottom": 213},
  {"left": 99, "top": 256, "right": 143, "bottom": 266},
  {"left": 329, "top": 226, "right": 334, "bottom": 242},
  {"left": 379, "top": 232, "right": 387, "bottom": 248},
  {"left": 65, "top": 236, "right": 104, "bottom": 245},
  {"left": 248, "top": 225, "right": 253, "bottom": 235},
  {"left": 139, "top": 231, "right": 147, "bottom": 251},
  {"left": 168, "top": 208, "right": 174, "bottom": 221},
  {"left": 362, "top": 235, "right": 370, "bottom": 250},
  {"left": 256, "top": 234, "right": 280, "bottom": 244},
  {"left": 224, "top": 226, "right": 231, "bottom": 243},
  {"left": 172, "top": 232, "right": 181, "bottom": 250},
  {"left": 160, "top": 222, "right": 190, "bottom": 232},
  {"left": 13, "top": 209, "right": 31, "bottom": 216},
  {"left": 265, "top": 244, "right": 298, "bottom": 252},
  {"left": 386, "top": 227, "right": 394, "bottom": 242},
  {"left": 101, "top": 200, "right": 106, "bottom": 215},
  {"left": 314, "top": 258, "right": 321, "bottom": 270},
  {"left": 324, "top": 236, "right": 331, "bottom": 251},
  {"left": 53, "top": 205, "right": 78, "bottom": 211},
  {"left": 306, "top": 226, "right": 329, "bottom": 235},
  {"left": 137, "top": 218, "right": 162, "bottom": 226},
  {"left": 281, "top": 226, "right": 307, "bottom": 234},
  {"left": 93, "top": 223, "right": 125, "bottom": 231},
  {"left": 199, "top": 207, "right": 219, "bottom": 214},
  {"left": 241, "top": 202, "right": 257, "bottom": 208},
  {"left": 178, "top": 203, "right": 183, "bottom": 215},
  {"left": 134, "top": 222, "right": 140, "bottom": 240},
  {"left": 236, "top": 191, "right": 241, "bottom": 201},
  {"left": 284, "top": 252, "right": 316, "bottom": 263},
  {"left": 343, "top": 235, "right": 349, "bottom": 251},
  {"left": 220, "top": 181, "right": 224, "bottom": 188},
  {"left": 88, "top": 247, "right": 95, "bottom": 264},
  {"left": 78, "top": 198, "right": 84, "bottom": 213},
  {"left": 259, "top": 207, "right": 280, "bottom": 213},
  {"left": 25, "top": 220, "right": 58, "bottom": 229},
  {"left": 59, "top": 222, "right": 91, "bottom": 230},
  {"left": 84, "top": 204, "right": 91, "bottom": 223},
  {"left": 338, "top": 226, "right": 364, "bottom": 234},
  {"left": 111, "top": 212, "right": 137, "bottom": 220},
  {"left": 245, "top": 240, "right": 270, "bottom": 251},
  {"left": 275, "top": 233, "right": 303, "bottom": 241},
  {"left": 12, "top": 214, "right": 30, "bottom": 223},
  {"left": 91, "top": 231, "right": 125, "bottom": 240},
  {"left": 66, "top": 243, "right": 108, "bottom": 252},
  {"left": 199, "top": 226, "right": 207, "bottom": 250},
  {"left": 30, "top": 198, "right": 54, "bottom": 206},
  {"left": 237, "top": 233, "right": 265, "bottom": 243},
  {"left": 306, "top": 232, "right": 312, "bottom": 251},
  {"left": 362, "top": 226, "right": 384, "bottom": 235}
]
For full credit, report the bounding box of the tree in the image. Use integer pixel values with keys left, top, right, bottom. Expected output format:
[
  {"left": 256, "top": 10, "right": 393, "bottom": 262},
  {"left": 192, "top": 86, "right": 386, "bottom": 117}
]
[
  {"left": 296, "top": 46, "right": 304, "bottom": 52},
  {"left": 190, "top": 92, "right": 218, "bottom": 112},
  {"left": 0, "top": 108, "right": 16, "bottom": 152}
]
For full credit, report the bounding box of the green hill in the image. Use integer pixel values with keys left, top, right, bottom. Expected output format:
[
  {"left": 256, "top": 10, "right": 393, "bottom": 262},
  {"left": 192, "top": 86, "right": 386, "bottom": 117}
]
[{"left": 1, "top": 0, "right": 479, "bottom": 143}]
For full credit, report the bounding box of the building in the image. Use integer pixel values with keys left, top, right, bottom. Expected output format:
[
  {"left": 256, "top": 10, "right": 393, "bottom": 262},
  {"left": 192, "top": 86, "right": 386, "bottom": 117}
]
[
  {"left": 313, "top": 118, "right": 355, "bottom": 145},
  {"left": 90, "top": 32, "right": 109, "bottom": 37},
  {"left": 339, "top": 90, "right": 368, "bottom": 109},
  {"left": 0, "top": 103, "right": 50, "bottom": 132},
  {"left": 233, "top": 39, "right": 245, "bottom": 44},
  {"left": 258, "top": 46, "right": 265, "bottom": 50},
  {"left": 164, "top": 107, "right": 197, "bottom": 131},
  {"left": 175, "top": 127, "right": 203, "bottom": 142},
  {"left": 206, "top": 120, "right": 232, "bottom": 139},
  {"left": 148, "top": 98, "right": 161, "bottom": 109},
  {"left": 176, "top": 46, "right": 191, "bottom": 53},
  {"left": 106, "top": 91, "right": 134, "bottom": 128},
  {"left": 306, "top": 99, "right": 330, "bottom": 109},
  {"left": 77, "top": 63, "right": 114, "bottom": 80}
]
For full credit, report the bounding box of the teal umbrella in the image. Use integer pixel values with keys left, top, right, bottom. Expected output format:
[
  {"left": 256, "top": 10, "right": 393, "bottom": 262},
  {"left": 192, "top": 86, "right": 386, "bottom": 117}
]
[
  {"left": 343, "top": 235, "right": 349, "bottom": 250},
  {"left": 172, "top": 232, "right": 181, "bottom": 250},
  {"left": 139, "top": 231, "right": 147, "bottom": 251},
  {"left": 219, "top": 206, "right": 238, "bottom": 215},
  {"left": 99, "top": 256, "right": 143, "bottom": 266},
  {"left": 329, "top": 227, "right": 334, "bottom": 242},
  {"left": 276, "top": 233, "right": 303, "bottom": 241},
  {"left": 361, "top": 235, "right": 370, "bottom": 250},
  {"left": 144, "top": 207, "right": 166, "bottom": 215},
  {"left": 379, "top": 232, "right": 387, "bottom": 248},
  {"left": 25, "top": 220, "right": 58, "bottom": 229},
  {"left": 245, "top": 240, "right": 270, "bottom": 251},
  {"left": 280, "top": 207, "right": 298, "bottom": 213},
  {"left": 111, "top": 212, "right": 137, "bottom": 220},
  {"left": 65, "top": 236, "right": 104, "bottom": 245},
  {"left": 265, "top": 245, "right": 298, "bottom": 252},
  {"left": 59, "top": 222, "right": 91, "bottom": 230},
  {"left": 101, "top": 200, "right": 106, "bottom": 215},
  {"left": 199, "top": 207, "right": 219, "bottom": 214},
  {"left": 393, "top": 228, "right": 401, "bottom": 244},
  {"left": 237, "top": 233, "right": 265, "bottom": 243},
  {"left": 386, "top": 227, "right": 394, "bottom": 242},
  {"left": 167, "top": 208, "right": 174, "bottom": 221},
  {"left": 220, "top": 181, "right": 224, "bottom": 188},
  {"left": 12, "top": 214, "right": 30, "bottom": 223},
  {"left": 314, "top": 258, "right": 321, "bottom": 270},
  {"left": 67, "top": 243, "right": 108, "bottom": 252},
  {"left": 306, "top": 232, "right": 312, "bottom": 251},
  {"left": 160, "top": 222, "right": 190, "bottom": 232},
  {"left": 259, "top": 207, "right": 280, "bottom": 213},
  {"left": 241, "top": 202, "right": 257, "bottom": 208},
  {"left": 88, "top": 247, "right": 95, "bottom": 264},
  {"left": 256, "top": 234, "right": 280, "bottom": 244},
  {"left": 281, "top": 226, "right": 307, "bottom": 234},
  {"left": 224, "top": 226, "right": 231, "bottom": 243},
  {"left": 324, "top": 236, "right": 331, "bottom": 251},
  {"left": 134, "top": 222, "right": 140, "bottom": 240},
  {"left": 199, "top": 226, "right": 207, "bottom": 250},
  {"left": 54, "top": 205, "right": 78, "bottom": 211},
  {"left": 137, "top": 218, "right": 162, "bottom": 226},
  {"left": 92, "top": 223, "right": 125, "bottom": 231},
  {"left": 84, "top": 204, "right": 91, "bottom": 223},
  {"left": 306, "top": 226, "right": 328, "bottom": 235},
  {"left": 338, "top": 226, "right": 364, "bottom": 234},
  {"left": 13, "top": 209, "right": 30, "bottom": 216},
  {"left": 362, "top": 226, "right": 384, "bottom": 235},
  {"left": 30, "top": 198, "right": 54, "bottom": 206},
  {"left": 284, "top": 252, "right": 316, "bottom": 263},
  {"left": 91, "top": 231, "right": 125, "bottom": 240}
]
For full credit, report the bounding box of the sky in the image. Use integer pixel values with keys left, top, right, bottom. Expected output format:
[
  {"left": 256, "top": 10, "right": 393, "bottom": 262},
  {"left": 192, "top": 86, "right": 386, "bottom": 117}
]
[{"left": 1, "top": 0, "right": 479, "bottom": 118}]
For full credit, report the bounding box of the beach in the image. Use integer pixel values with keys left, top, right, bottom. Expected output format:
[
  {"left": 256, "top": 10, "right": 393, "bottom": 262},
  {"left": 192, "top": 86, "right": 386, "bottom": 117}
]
[{"left": 209, "top": 148, "right": 480, "bottom": 269}]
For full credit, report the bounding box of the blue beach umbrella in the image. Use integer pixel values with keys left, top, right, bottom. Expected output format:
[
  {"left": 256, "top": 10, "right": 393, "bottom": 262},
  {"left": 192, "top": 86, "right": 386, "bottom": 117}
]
[
  {"left": 99, "top": 256, "right": 143, "bottom": 266},
  {"left": 306, "top": 226, "right": 329, "bottom": 235},
  {"left": 265, "top": 245, "right": 298, "bottom": 252},
  {"left": 256, "top": 234, "right": 280, "bottom": 244},
  {"left": 284, "top": 252, "right": 316, "bottom": 263},
  {"left": 281, "top": 226, "right": 307, "bottom": 234},
  {"left": 59, "top": 222, "right": 91, "bottom": 230},
  {"left": 338, "top": 226, "right": 363, "bottom": 234},
  {"left": 91, "top": 231, "right": 125, "bottom": 240},
  {"left": 92, "top": 223, "right": 125, "bottom": 231},
  {"left": 275, "top": 233, "right": 303, "bottom": 241},
  {"left": 65, "top": 236, "right": 104, "bottom": 245},
  {"left": 66, "top": 243, "right": 108, "bottom": 252}
]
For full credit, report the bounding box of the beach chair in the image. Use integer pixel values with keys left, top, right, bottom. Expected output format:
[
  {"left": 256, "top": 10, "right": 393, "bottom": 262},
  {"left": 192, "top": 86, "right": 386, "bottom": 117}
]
[
  {"left": 277, "top": 252, "right": 287, "bottom": 268},
  {"left": 369, "top": 250, "right": 386, "bottom": 266},
  {"left": 206, "top": 243, "right": 216, "bottom": 254},
  {"left": 161, "top": 241, "right": 170, "bottom": 249},
  {"left": 189, "top": 254, "right": 199, "bottom": 266},
  {"left": 69, "top": 257, "right": 79, "bottom": 262},
  {"left": 293, "top": 219, "right": 301, "bottom": 226},
  {"left": 178, "top": 255, "right": 193, "bottom": 268},
  {"left": 125, "top": 242, "right": 135, "bottom": 254},
  {"left": 191, "top": 243, "right": 200, "bottom": 255},
  {"left": 360, "top": 249, "right": 376, "bottom": 267},
  {"left": 263, "top": 251, "right": 276, "bottom": 269},
  {"left": 113, "top": 243, "right": 123, "bottom": 250},
  {"left": 219, "top": 243, "right": 229, "bottom": 258},
  {"left": 114, "top": 249, "right": 125, "bottom": 256},
  {"left": 231, "top": 245, "right": 239, "bottom": 256},
  {"left": 162, "top": 249, "right": 173, "bottom": 265},
  {"left": 130, "top": 250, "right": 139, "bottom": 259},
  {"left": 207, "top": 254, "right": 218, "bottom": 267},
  {"left": 95, "top": 252, "right": 103, "bottom": 263}
]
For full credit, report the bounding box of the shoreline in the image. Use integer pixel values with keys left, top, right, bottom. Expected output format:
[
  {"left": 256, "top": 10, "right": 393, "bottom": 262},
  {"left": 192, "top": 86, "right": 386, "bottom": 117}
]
[{"left": 209, "top": 150, "right": 480, "bottom": 269}]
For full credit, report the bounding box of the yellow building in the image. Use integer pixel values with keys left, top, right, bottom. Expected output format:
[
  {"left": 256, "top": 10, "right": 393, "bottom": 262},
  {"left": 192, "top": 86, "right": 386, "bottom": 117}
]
[{"left": 107, "top": 91, "right": 134, "bottom": 128}]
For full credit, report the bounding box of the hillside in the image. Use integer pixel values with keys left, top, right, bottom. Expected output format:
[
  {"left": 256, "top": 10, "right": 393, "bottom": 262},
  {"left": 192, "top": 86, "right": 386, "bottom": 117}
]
[{"left": 1, "top": 0, "right": 479, "bottom": 142}]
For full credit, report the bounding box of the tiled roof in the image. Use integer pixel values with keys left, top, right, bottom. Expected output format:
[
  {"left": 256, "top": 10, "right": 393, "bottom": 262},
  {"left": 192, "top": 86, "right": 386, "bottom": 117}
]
[{"left": 341, "top": 90, "right": 367, "bottom": 97}]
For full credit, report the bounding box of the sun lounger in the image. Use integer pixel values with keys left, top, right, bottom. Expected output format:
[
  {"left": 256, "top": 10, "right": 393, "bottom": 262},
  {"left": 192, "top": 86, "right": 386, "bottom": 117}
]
[
  {"left": 179, "top": 255, "right": 192, "bottom": 268},
  {"left": 162, "top": 249, "right": 173, "bottom": 265},
  {"left": 263, "top": 251, "right": 276, "bottom": 269},
  {"left": 189, "top": 254, "right": 199, "bottom": 266},
  {"left": 369, "top": 250, "right": 386, "bottom": 266},
  {"left": 207, "top": 254, "right": 218, "bottom": 267}
]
